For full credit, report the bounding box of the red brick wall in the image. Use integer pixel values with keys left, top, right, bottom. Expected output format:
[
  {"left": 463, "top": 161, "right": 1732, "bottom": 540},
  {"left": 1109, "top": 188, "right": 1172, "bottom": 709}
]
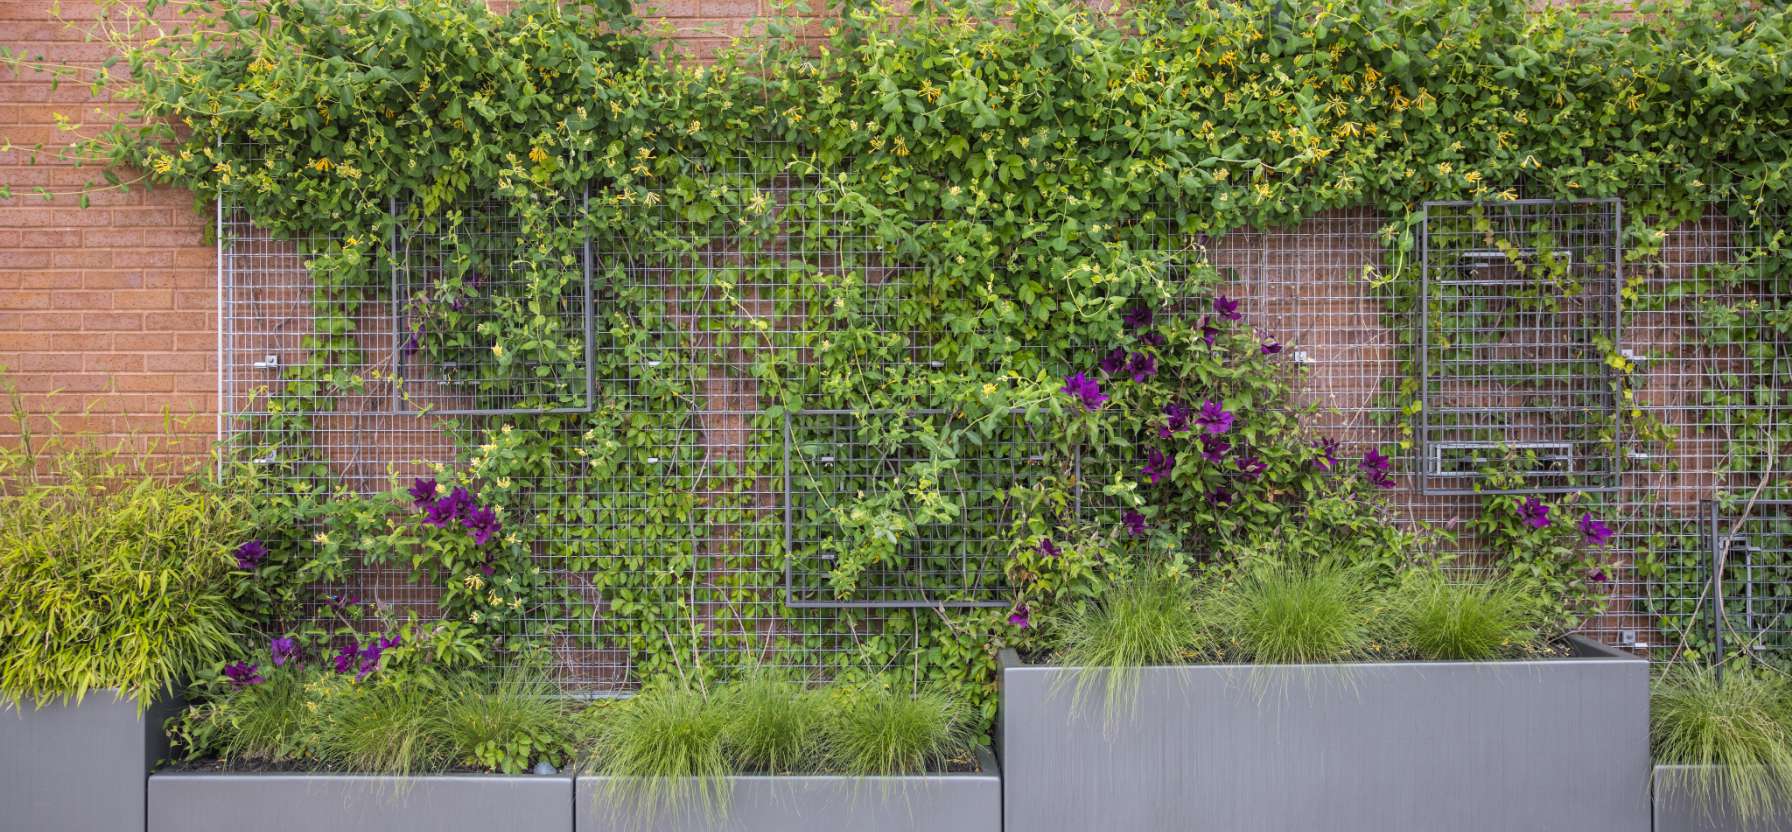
[
  {"left": 0, "top": 2, "right": 217, "bottom": 463},
  {"left": 0, "top": 2, "right": 791, "bottom": 464}
]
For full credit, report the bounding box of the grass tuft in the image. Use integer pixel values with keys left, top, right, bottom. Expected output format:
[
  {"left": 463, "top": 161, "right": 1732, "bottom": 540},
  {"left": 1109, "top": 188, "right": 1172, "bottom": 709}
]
[
  {"left": 1052, "top": 571, "right": 1201, "bottom": 712},
  {"left": 586, "top": 685, "right": 730, "bottom": 821},
  {"left": 717, "top": 673, "right": 825, "bottom": 774},
  {"left": 1202, "top": 558, "right": 1375, "bottom": 664},
  {"left": 311, "top": 676, "right": 450, "bottom": 778},
  {"left": 433, "top": 670, "right": 573, "bottom": 774},
  {"left": 1381, "top": 569, "right": 1547, "bottom": 661},
  {"left": 821, "top": 684, "right": 970, "bottom": 776},
  {"left": 1653, "top": 667, "right": 1792, "bottom": 827}
]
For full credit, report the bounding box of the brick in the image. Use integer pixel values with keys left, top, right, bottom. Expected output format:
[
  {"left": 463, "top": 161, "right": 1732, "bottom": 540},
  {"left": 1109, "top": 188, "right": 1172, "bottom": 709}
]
[
  {"left": 83, "top": 353, "right": 142, "bottom": 372},
  {"left": 80, "top": 310, "right": 142, "bottom": 330}
]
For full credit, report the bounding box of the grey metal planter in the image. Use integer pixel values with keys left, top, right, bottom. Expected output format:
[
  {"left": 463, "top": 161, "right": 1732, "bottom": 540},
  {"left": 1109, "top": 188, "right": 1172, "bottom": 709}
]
[
  {"left": 147, "top": 771, "right": 574, "bottom": 832},
  {"left": 573, "top": 747, "right": 1001, "bottom": 832},
  {"left": 999, "top": 637, "right": 1649, "bottom": 832},
  {"left": 0, "top": 689, "right": 180, "bottom": 832},
  {"left": 1654, "top": 765, "right": 1792, "bottom": 831}
]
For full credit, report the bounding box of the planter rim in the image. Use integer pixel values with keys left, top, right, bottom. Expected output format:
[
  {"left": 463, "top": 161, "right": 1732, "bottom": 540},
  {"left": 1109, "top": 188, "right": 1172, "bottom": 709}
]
[
  {"left": 150, "top": 771, "right": 571, "bottom": 782},
  {"left": 1654, "top": 763, "right": 1774, "bottom": 775},
  {"left": 1000, "top": 634, "right": 1640, "bottom": 673},
  {"left": 574, "top": 746, "right": 999, "bottom": 782},
  {"left": 4, "top": 686, "right": 170, "bottom": 711}
]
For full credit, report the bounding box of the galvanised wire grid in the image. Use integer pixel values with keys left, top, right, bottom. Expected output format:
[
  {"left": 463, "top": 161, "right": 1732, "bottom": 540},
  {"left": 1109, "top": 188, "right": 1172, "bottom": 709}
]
[
  {"left": 223, "top": 173, "right": 1790, "bottom": 687},
  {"left": 1417, "top": 199, "right": 1623, "bottom": 496},
  {"left": 391, "top": 197, "right": 596, "bottom": 416},
  {"left": 782, "top": 408, "right": 1067, "bottom": 609},
  {"left": 1175, "top": 193, "right": 1784, "bottom": 662}
]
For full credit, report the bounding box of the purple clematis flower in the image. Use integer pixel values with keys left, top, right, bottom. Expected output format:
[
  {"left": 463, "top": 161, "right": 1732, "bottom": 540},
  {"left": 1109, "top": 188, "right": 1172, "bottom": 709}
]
[
  {"left": 356, "top": 636, "right": 400, "bottom": 681},
  {"left": 1260, "top": 337, "right": 1282, "bottom": 355},
  {"left": 1196, "top": 400, "right": 1234, "bottom": 436},
  {"left": 1142, "top": 448, "right": 1176, "bottom": 484},
  {"left": 269, "top": 637, "right": 299, "bottom": 668},
  {"left": 1061, "top": 372, "right": 1108, "bottom": 412},
  {"left": 1038, "top": 538, "right": 1061, "bottom": 558},
  {"left": 408, "top": 477, "right": 438, "bottom": 508},
  {"left": 1126, "top": 352, "right": 1158, "bottom": 382},
  {"left": 1518, "top": 497, "right": 1551, "bottom": 529},
  {"left": 1159, "top": 402, "right": 1192, "bottom": 439},
  {"left": 463, "top": 505, "right": 501, "bottom": 547},
  {"left": 401, "top": 321, "right": 425, "bottom": 357},
  {"left": 1199, "top": 315, "right": 1219, "bottom": 347},
  {"left": 1199, "top": 435, "right": 1231, "bottom": 464},
  {"left": 1588, "top": 568, "right": 1610, "bottom": 584},
  {"left": 1208, "top": 486, "right": 1235, "bottom": 508},
  {"left": 234, "top": 539, "right": 268, "bottom": 571},
  {"left": 1098, "top": 347, "right": 1128, "bottom": 376},
  {"left": 1312, "top": 437, "right": 1340, "bottom": 472},
  {"left": 1122, "top": 509, "right": 1147, "bottom": 537},
  {"left": 1359, "top": 447, "right": 1397, "bottom": 489},
  {"left": 425, "top": 486, "right": 476, "bottom": 528},
  {"left": 1139, "top": 330, "right": 1166, "bottom": 348},
  {"left": 1579, "top": 513, "right": 1614, "bottom": 546},
  {"left": 1235, "top": 454, "right": 1267, "bottom": 480},
  {"left": 1123, "top": 305, "right": 1155, "bottom": 331},
  {"left": 224, "top": 661, "right": 263, "bottom": 688},
  {"left": 332, "top": 641, "right": 360, "bottom": 675},
  {"left": 1008, "top": 604, "right": 1031, "bottom": 629},
  {"left": 1214, "top": 295, "right": 1241, "bottom": 321}
]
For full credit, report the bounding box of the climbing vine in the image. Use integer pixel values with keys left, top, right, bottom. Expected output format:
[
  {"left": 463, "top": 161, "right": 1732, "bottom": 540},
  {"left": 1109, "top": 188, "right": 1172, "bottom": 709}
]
[{"left": 6, "top": 0, "right": 1792, "bottom": 710}]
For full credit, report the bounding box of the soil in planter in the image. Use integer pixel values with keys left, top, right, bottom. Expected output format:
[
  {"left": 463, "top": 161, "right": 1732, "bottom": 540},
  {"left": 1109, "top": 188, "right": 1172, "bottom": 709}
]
[
  {"left": 169, "top": 749, "right": 985, "bottom": 776},
  {"left": 1015, "top": 639, "right": 1578, "bottom": 666},
  {"left": 160, "top": 758, "right": 512, "bottom": 775}
]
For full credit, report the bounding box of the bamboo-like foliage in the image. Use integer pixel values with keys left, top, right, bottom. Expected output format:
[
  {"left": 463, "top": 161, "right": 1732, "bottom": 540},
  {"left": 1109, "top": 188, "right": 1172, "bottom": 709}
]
[{"left": 0, "top": 435, "right": 250, "bottom": 709}]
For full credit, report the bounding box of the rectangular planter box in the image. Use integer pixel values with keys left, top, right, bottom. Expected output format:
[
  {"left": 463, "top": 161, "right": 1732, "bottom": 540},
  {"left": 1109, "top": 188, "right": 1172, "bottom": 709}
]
[
  {"left": 148, "top": 771, "right": 574, "bottom": 832},
  {"left": 999, "top": 637, "right": 1649, "bottom": 832},
  {"left": 0, "top": 689, "right": 180, "bottom": 832},
  {"left": 574, "top": 747, "right": 1001, "bottom": 832},
  {"left": 1654, "top": 765, "right": 1792, "bottom": 831}
]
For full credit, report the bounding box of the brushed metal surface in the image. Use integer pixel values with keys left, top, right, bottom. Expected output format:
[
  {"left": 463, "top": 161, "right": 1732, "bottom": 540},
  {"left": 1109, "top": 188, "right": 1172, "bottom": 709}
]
[
  {"left": 999, "top": 638, "right": 1649, "bottom": 832},
  {"left": 148, "top": 772, "right": 574, "bottom": 832},
  {"left": 0, "top": 690, "right": 178, "bottom": 832},
  {"left": 574, "top": 747, "right": 1000, "bottom": 832},
  {"left": 1654, "top": 765, "right": 1792, "bottom": 832}
]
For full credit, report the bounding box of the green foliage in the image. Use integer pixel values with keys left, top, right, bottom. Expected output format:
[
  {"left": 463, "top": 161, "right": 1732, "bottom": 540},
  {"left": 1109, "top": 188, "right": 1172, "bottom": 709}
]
[
  {"left": 1380, "top": 569, "right": 1550, "bottom": 661},
  {"left": 1050, "top": 571, "right": 1201, "bottom": 711},
  {"left": 0, "top": 448, "right": 251, "bottom": 708},
  {"left": 821, "top": 684, "right": 972, "bottom": 777},
  {"left": 1201, "top": 557, "right": 1378, "bottom": 665},
  {"left": 168, "top": 670, "right": 313, "bottom": 764},
  {"left": 170, "top": 651, "right": 571, "bottom": 775},
  {"left": 1652, "top": 667, "right": 1792, "bottom": 827},
  {"left": 12, "top": 0, "right": 1792, "bottom": 708},
  {"left": 311, "top": 674, "right": 451, "bottom": 778},
  {"left": 585, "top": 686, "right": 732, "bottom": 821},
  {"left": 1470, "top": 476, "right": 1615, "bottom": 629},
  {"left": 717, "top": 673, "right": 826, "bottom": 774},
  {"left": 434, "top": 670, "right": 575, "bottom": 774}
]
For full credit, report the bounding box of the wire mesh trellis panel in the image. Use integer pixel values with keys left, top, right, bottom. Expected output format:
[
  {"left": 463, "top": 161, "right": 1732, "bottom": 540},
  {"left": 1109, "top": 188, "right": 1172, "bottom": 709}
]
[
  {"left": 781, "top": 409, "right": 1068, "bottom": 609},
  {"left": 391, "top": 196, "right": 596, "bottom": 416},
  {"left": 225, "top": 160, "right": 1791, "bottom": 682},
  {"left": 1707, "top": 500, "right": 1792, "bottom": 666},
  {"left": 1417, "top": 199, "right": 1624, "bottom": 496},
  {"left": 1150, "top": 194, "right": 1787, "bottom": 663}
]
